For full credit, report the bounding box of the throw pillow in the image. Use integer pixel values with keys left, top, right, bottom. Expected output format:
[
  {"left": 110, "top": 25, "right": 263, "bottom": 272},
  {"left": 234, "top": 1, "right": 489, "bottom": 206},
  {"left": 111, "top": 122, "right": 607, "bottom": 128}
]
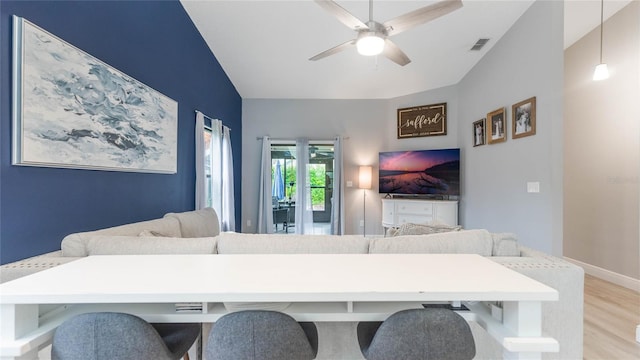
[
  {"left": 386, "top": 227, "right": 399, "bottom": 237},
  {"left": 392, "top": 222, "right": 462, "bottom": 236}
]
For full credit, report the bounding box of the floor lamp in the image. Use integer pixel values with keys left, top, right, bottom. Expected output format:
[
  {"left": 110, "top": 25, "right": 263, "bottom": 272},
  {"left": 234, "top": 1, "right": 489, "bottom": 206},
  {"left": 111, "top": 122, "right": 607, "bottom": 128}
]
[{"left": 359, "top": 166, "right": 372, "bottom": 236}]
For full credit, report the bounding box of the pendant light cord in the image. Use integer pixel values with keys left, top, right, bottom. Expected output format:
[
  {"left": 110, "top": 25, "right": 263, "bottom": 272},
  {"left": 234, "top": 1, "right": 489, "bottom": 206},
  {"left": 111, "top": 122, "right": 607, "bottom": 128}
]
[{"left": 599, "top": 0, "right": 604, "bottom": 63}]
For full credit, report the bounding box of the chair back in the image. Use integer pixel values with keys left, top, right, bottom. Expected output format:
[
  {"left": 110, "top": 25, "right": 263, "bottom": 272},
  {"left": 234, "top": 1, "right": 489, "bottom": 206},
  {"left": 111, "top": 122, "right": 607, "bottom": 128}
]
[
  {"left": 206, "top": 310, "right": 317, "bottom": 360},
  {"left": 358, "top": 308, "right": 475, "bottom": 360},
  {"left": 52, "top": 312, "right": 173, "bottom": 360}
]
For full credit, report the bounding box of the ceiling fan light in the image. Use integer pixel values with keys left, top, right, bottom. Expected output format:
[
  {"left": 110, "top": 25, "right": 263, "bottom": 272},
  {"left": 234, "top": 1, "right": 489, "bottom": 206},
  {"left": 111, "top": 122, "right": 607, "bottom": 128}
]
[
  {"left": 356, "top": 34, "right": 384, "bottom": 56},
  {"left": 593, "top": 63, "right": 609, "bottom": 81}
]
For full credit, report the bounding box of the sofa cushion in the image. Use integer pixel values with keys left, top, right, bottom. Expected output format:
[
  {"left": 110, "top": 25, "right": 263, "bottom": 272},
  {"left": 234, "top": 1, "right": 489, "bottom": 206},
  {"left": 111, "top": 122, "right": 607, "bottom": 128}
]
[
  {"left": 491, "top": 233, "right": 520, "bottom": 256},
  {"left": 369, "top": 229, "right": 493, "bottom": 256},
  {"left": 138, "top": 229, "right": 171, "bottom": 237},
  {"left": 217, "top": 233, "right": 370, "bottom": 254},
  {"left": 61, "top": 217, "right": 182, "bottom": 257},
  {"left": 164, "top": 208, "right": 219, "bottom": 238},
  {"left": 85, "top": 236, "right": 217, "bottom": 255}
]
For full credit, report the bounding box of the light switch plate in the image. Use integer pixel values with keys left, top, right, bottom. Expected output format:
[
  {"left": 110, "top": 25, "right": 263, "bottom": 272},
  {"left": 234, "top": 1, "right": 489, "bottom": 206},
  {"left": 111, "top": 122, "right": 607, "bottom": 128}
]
[{"left": 527, "top": 182, "right": 540, "bottom": 193}]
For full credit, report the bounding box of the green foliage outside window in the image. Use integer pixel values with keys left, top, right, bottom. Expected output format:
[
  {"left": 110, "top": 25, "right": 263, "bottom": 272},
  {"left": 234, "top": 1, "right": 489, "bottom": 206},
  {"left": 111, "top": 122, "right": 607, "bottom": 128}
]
[{"left": 272, "top": 161, "right": 327, "bottom": 209}]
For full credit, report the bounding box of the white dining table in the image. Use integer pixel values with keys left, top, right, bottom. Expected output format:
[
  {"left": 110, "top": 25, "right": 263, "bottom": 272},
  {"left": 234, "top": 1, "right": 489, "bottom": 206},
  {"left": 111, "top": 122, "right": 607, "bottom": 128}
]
[{"left": 0, "top": 253, "right": 558, "bottom": 360}]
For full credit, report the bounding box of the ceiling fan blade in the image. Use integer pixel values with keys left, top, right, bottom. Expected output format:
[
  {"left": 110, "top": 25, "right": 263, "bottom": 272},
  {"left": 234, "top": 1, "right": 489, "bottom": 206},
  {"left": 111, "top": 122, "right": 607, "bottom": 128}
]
[
  {"left": 313, "top": 0, "right": 368, "bottom": 30},
  {"left": 383, "top": 39, "right": 411, "bottom": 66},
  {"left": 383, "top": 0, "right": 463, "bottom": 37},
  {"left": 309, "top": 39, "right": 356, "bottom": 61}
]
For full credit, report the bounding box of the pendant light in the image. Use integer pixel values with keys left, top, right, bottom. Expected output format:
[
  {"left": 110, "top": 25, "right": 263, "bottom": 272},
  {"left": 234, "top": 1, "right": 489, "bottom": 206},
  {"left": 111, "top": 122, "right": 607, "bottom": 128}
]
[{"left": 593, "top": 0, "right": 609, "bottom": 81}]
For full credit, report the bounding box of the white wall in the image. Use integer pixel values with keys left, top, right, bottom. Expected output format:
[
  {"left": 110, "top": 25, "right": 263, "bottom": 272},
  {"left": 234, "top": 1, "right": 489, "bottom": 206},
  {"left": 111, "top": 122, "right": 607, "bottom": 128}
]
[
  {"left": 564, "top": 1, "right": 640, "bottom": 279},
  {"left": 241, "top": 0, "right": 565, "bottom": 256}
]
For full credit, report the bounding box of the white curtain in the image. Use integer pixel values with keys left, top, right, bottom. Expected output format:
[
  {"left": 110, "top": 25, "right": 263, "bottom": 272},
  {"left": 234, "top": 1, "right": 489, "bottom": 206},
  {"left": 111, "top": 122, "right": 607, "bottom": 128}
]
[
  {"left": 331, "top": 136, "right": 345, "bottom": 235},
  {"left": 257, "top": 137, "right": 274, "bottom": 233},
  {"left": 221, "top": 126, "right": 235, "bottom": 231},
  {"left": 195, "top": 112, "right": 234, "bottom": 231},
  {"left": 209, "top": 120, "right": 223, "bottom": 219},
  {"left": 295, "top": 138, "right": 314, "bottom": 234},
  {"left": 195, "top": 113, "right": 206, "bottom": 210}
]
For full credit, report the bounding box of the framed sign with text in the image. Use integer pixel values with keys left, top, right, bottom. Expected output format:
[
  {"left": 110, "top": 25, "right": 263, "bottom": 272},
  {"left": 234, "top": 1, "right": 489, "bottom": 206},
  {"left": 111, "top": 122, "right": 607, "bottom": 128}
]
[{"left": 397, "top": 103, "right": 447, "bottom": 139}]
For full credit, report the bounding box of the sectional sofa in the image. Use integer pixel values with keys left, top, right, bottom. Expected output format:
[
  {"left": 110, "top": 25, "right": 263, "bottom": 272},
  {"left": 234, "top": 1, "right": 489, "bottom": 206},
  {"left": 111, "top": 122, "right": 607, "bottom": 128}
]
[{"left": 0, "top": 208, "right": 584, "bottom": 359}]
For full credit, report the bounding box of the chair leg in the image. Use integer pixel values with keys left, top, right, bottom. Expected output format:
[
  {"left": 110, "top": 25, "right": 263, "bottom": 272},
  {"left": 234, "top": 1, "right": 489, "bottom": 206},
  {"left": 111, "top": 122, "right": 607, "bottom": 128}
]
[{"left": 183, "top": 354, "right": 190, "bottom": 360}]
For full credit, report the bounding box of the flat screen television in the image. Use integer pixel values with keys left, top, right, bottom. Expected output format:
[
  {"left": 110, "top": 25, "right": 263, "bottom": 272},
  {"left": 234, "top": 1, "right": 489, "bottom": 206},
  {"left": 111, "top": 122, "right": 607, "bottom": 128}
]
[{"left": 379, "top": 148, "right": 460, "bottom": 196}]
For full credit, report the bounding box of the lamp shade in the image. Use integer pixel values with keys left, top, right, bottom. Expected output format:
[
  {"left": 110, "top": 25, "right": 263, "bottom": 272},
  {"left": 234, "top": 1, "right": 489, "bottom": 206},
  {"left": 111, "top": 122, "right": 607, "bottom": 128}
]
[
  {"left": 359, "top": 166, "right": 372, "bottom": 189},
  {"left": 593, "top": 63, "right": 609, "bottom": 81},
  {"left": 356, "top": 34, "right": 384, "bottom": 56}
]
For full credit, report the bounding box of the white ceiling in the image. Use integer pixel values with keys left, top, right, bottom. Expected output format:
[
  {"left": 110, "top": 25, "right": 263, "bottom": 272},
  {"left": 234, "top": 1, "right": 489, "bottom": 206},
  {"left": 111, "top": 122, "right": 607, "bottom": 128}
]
[{"left": 181, "top": 0, "right": 633, "bottom": 100}]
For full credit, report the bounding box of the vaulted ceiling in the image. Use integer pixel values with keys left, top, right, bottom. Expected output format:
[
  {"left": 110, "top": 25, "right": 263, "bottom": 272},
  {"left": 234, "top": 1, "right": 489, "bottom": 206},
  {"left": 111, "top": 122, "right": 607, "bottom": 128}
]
[{"left": 181, "top": 0, "right": 632, "bottom": 99}]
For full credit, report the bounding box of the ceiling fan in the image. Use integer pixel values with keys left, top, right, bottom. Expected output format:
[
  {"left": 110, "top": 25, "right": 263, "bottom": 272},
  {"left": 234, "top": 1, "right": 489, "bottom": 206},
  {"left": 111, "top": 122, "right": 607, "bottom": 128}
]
[{"left": 309, "top": 0, "right": 463, "bottom": 66}]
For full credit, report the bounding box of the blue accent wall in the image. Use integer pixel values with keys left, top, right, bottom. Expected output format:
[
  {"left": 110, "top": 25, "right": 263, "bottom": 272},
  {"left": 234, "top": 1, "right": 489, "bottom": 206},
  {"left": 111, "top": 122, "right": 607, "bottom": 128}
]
[{"left": 0, "top": 0, "right": 242, "bottom": 264}]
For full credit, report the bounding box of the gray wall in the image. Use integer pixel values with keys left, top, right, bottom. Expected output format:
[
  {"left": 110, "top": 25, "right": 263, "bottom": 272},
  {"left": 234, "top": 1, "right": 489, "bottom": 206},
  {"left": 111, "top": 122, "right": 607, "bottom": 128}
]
[
  {"left": 241, "top": 99, "right": 387, "bottom": 236},
  {"left": 564, "top": 1, "right": 639, "bottom": 279},
  {"left": 457, "top": 0, "right": 564, "bottom": 255},
  {"left": 241, "top": 0, "right": 564, "bottom": 255}
]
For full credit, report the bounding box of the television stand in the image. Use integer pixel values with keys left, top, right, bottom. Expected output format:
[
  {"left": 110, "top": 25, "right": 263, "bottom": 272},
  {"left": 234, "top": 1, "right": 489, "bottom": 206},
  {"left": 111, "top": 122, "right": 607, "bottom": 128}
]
[
  {"left": 389, "top": 194, "right": 456, "bottom": 201},
  {"left": 381, "top": 198, "right": 458, "bottom": 230}
]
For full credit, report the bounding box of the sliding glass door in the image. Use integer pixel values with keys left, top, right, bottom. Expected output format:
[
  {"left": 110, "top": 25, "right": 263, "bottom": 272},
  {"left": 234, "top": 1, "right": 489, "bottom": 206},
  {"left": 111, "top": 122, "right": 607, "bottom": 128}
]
[{"left": 270, "top": 143, "right": 334, "bottom": 234}]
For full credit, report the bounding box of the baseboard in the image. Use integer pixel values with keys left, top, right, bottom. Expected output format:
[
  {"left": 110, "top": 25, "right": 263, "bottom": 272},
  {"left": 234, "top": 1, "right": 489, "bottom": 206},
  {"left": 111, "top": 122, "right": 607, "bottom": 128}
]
[{"left": 563, "top": 257, "right": 640, "bottom": 292}]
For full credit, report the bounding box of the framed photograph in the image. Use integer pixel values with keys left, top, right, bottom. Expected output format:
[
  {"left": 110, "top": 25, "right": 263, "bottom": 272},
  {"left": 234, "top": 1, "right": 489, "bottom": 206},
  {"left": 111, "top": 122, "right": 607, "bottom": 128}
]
[
  {"left": 472, "top": 118, "right": 486, "bottom": 147},
  {"left": 512, "top": 96, "right": 536, "bottom": 139},
  {"left": 487, "top": 107, "right": 506, "bottom": 144},
  {"left": 12, "top": 16, "right": 178, "bottom": 173},
  {"left": 397, "top": 103, "right": 447, "bottom": 139}
]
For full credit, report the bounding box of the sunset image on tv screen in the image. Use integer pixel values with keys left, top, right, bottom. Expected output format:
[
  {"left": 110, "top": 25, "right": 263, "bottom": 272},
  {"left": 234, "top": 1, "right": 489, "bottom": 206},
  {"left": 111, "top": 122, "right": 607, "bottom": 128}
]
[{"left": 379, "top": 149, "right": 460, "bottom": 195}]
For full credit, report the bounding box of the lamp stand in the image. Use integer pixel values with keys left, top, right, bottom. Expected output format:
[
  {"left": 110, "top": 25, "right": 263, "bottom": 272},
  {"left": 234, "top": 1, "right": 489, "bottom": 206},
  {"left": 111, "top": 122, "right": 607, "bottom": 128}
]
[{"left": 363, "top": 188, "right": 366, "bottom": 237}]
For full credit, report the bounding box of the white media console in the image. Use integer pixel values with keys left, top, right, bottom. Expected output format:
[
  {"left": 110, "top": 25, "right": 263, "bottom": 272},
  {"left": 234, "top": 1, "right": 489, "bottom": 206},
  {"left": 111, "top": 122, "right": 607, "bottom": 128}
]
[{"left": 381, "top": 198, "right": 458, "bottom": 229}]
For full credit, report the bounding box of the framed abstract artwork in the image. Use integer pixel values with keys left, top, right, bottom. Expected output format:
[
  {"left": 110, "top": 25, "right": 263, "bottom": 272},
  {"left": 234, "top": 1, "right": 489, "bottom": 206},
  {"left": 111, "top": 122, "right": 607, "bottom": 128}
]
[{"left": 12, "top": 16, "right": 178, "bottom": 173}]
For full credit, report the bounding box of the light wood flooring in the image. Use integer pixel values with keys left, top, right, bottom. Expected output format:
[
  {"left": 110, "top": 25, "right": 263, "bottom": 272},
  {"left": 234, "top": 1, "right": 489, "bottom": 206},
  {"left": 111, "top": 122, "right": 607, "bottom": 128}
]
[{"left": 584, "top": 274, "right": 640, "bottom": 360}]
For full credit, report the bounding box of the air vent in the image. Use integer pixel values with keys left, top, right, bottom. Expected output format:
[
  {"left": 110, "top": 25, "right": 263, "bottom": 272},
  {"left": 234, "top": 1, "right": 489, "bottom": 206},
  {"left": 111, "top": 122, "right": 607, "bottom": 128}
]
[{"left": 470, "top": 38, "right": 490, "bottom": 51}]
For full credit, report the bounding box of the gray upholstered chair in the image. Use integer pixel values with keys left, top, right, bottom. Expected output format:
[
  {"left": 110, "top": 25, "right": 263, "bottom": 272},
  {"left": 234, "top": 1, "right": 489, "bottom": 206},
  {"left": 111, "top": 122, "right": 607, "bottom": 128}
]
[
  {"left": 205, "top": 310, "right": 317, "bottom": 360},
  {"left": 273, "top": 208, "right": 289, "bottom": 232},
  {"left": 51, "top": 312, "right": 200, "bottom": 360},
  {"left": 357, "top": 308, "right": 476, "bottom": 360}
]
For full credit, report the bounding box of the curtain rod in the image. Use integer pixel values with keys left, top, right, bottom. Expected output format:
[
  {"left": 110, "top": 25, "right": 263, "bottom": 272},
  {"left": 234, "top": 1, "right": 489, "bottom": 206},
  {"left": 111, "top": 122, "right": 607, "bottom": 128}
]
[
  {"left": 195, "top": 110, "right": 231, "bottom": 131},
  {"left": 256, "top": 136, "right": 349, "bottom": 142}
]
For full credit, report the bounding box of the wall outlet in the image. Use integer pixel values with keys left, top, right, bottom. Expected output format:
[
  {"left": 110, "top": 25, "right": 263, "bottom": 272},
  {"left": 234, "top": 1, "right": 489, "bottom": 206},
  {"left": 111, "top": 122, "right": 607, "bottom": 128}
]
[
  {"left": 246, "top": 220, "right": 252, "bottom": 227},
  {"left": 359, "top": 220, "right": 364, "bottom": 227},
  {"left": 346, "top": 180, "right": 353, "bottom": 187}
]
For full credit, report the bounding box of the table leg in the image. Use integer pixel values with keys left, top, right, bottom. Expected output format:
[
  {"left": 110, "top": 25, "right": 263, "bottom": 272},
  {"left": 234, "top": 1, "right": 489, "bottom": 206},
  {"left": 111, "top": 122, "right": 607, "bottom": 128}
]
[
  {"left": 502, "top": 301, "right": 542, "bottom": 360},
  {"left": 0, "top": 304, "right": 40, "bottom": 360}
]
